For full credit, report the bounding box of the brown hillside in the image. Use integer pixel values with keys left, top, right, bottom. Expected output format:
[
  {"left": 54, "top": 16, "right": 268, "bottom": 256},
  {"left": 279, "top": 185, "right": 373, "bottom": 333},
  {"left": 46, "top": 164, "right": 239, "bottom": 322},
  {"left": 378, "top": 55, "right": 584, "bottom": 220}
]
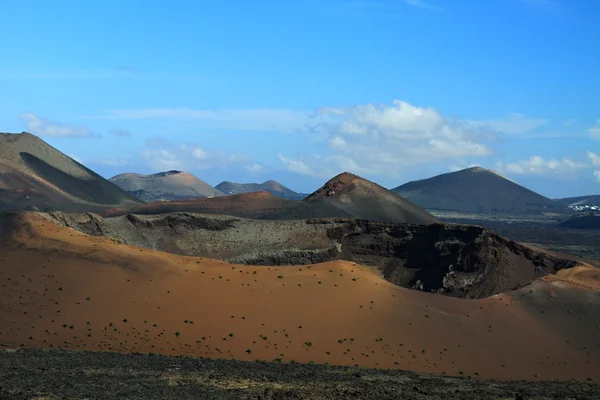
[
  {"left": 0, "top": 212, "right": 599, "bottom": 381},
  {"left": 0, "top": 132, "right": 144, "bottom": 212},
  {"left": 110, "top": 170, "right": 224, "bottom": 202}
]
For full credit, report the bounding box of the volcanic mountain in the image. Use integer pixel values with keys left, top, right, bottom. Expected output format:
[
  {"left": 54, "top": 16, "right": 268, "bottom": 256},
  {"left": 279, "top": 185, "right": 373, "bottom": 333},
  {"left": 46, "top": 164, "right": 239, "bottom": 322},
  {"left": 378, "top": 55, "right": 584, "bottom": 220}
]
[
  {"left": 392, "top": 166, "right": 557, "bottom": 213},
  {"left": 106, "top": 172, "right": 439, "bottom": 225},
  {"left": 110, "top": 170, "right": 224, "bottom": 202},
  {"left": 304, "top": 172, "right": 438, "bottom": 224},
  {"left": 0, "top": 132, "right": 144, "bottom": 212},
  {"left": 216, "top": 180, "right": 304, "bottom": 199}
]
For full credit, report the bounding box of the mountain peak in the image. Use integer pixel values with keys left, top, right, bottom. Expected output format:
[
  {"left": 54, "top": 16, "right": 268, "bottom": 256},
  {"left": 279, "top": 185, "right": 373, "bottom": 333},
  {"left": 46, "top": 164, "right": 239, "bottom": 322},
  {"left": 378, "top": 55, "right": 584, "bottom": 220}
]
[
  {"left": 153, "top": 170, "right": 184, "bottom": 177},
  {"left": 305, "top": 172, "right": 383, "bottom": 201},
  {"left": 465, "top": 166, "right": 487, "bottom": 173}
]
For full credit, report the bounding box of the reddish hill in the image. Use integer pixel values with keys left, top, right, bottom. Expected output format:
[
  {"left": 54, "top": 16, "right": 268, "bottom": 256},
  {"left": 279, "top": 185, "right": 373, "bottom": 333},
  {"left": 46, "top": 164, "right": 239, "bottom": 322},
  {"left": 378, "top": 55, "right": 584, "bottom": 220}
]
[{"left": 304, "top": 172, "right": 439, "bottom": 225}]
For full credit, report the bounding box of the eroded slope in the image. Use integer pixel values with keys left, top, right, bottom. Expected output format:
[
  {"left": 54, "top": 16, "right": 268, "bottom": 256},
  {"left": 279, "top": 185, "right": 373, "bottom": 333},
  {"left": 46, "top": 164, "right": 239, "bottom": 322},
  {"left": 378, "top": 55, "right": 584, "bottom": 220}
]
[{"left": 42, "top": 211, "right": 581, "bottom": 299}]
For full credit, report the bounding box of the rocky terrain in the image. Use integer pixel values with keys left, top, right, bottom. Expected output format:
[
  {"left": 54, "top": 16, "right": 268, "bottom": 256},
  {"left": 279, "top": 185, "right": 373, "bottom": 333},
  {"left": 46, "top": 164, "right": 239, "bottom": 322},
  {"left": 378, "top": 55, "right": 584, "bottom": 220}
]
[
  {"left": 392, "top": 167, "right": 557, "bottom": 214},
  {"left": 1, "top": 348, "right": 598, "bottom": 400},
  {"left": 40, "top": 211, "right": 583, "bottom": 299}
]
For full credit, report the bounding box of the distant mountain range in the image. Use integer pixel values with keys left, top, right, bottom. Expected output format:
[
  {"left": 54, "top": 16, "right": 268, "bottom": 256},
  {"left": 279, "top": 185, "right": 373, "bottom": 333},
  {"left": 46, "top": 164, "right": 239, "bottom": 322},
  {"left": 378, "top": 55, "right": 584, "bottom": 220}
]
[
  {"left": 215, "top": 180, "right": 305, "bottom": 200},
  {"left": 105, "top": 172, "right": 440, "bottom": 225},
  {"left": 0, "top": 131, "right": 590, "bottom": 217},
  {"left": 0, "top": 132, "right": 143, "bottom": 212},
  {"left": 110, "top": 171, "right": 224, "bottom": 202},
  {"left": 392, "top": 167, "right": 557, "bottom": 213}
]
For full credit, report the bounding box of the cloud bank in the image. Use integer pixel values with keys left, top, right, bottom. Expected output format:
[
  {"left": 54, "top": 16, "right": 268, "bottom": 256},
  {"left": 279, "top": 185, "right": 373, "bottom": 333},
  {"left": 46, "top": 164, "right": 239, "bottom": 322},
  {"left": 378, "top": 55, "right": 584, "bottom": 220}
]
[
  {"left": 140, "top": 141, "right": 250, "bottom": 172},
  {"left": 19, "top": 113, "right": 92, "bottom": 137},
  {"left": 279, "top": 100, "right": 494, "bottom": 177}
]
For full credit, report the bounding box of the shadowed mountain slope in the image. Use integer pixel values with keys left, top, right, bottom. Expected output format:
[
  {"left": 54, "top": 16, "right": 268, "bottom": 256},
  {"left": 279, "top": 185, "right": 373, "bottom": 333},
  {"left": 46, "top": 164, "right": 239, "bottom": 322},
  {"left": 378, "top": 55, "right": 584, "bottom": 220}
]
[
  {"left": 110, "top": 170, "right": 224, "bottom": 202},
  {"left": 0, "top": 132, "right": 144, "bottom": 212},
  {"left": 392, "top": 167, "right": 557, "bottom": 213}
]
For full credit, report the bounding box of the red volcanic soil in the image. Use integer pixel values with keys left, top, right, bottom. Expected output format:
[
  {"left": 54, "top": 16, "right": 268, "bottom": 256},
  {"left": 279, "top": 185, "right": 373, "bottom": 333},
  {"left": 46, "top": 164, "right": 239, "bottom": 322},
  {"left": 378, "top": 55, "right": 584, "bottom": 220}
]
[
  {"left": 1, "top": 214, "right": 599, "bottom": 381},
  {"left": 305, "top": 172, "right": 371, "bottom": 200}
]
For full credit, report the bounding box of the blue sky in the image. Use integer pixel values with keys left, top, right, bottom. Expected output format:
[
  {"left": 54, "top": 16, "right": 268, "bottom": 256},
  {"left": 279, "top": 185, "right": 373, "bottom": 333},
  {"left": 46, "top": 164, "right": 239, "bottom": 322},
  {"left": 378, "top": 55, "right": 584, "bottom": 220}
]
[{"left": 1, "top": 0, "right": 599, "bottom": 197}]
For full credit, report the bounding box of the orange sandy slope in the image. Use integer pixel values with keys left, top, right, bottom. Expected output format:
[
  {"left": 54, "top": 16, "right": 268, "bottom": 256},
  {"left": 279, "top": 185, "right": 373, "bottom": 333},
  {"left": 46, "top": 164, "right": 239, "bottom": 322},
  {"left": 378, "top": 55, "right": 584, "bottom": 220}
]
[{"left": 0, "top": 214, "right": 599, "bottom": 381}]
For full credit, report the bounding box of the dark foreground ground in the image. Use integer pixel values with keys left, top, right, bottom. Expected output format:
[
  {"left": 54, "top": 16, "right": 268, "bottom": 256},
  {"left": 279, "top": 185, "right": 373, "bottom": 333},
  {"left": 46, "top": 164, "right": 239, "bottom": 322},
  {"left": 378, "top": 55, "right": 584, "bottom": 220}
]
[{"left": 1, "top": 349, "right": 599, "bottom": 400}]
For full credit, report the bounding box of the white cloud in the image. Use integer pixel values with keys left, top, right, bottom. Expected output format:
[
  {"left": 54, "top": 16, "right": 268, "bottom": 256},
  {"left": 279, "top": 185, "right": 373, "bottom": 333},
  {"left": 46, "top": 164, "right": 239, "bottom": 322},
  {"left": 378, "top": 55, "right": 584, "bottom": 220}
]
[
  {"left": 192, "top": 147, "right": 208, "bottom": 160},
  {"left": 588, "top": 152, "right": 600, "bottom": 167},
  {"left": 140, "top": 142, "right": 250, "bottom": 172},
  {"left": 564, "top": 119, "right": 576, "bottom": 126},
  {"left": 588, "top": 119, "right": 600, "bottom": 140},
  {"left": 595, "top": 171, "right": 600, "bottom": 182},
  {"left": 84, "top": 100, "right": 572, "bottom": 180},
  {"left": 501, "top": 155, "right": 586, "bottom": 176},
  {"left": 18, "top": 112, "right": 92, "bottom": 137},
  {"left": 244, "top": 164, "right": 264, "bottom": 173},
  {"left": 280, "top": 100, "right": 494, "bottom": 178},
  {"left": 468, "top": 113, "right": 548, "bottom": 134},
  {"left": 277, "top": 155, "right": 318, "bottom": 176}
]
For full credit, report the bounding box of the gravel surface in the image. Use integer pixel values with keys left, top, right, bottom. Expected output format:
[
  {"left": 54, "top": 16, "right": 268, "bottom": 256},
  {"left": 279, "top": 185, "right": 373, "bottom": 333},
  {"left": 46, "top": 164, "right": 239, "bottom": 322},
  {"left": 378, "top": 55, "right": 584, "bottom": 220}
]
[{"left": 1, "top": 349, "right": 599, "bottom": 399}]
